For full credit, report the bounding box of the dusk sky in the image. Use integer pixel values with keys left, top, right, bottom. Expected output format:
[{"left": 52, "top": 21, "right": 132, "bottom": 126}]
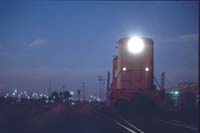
[{"left": 0, "top": 1, "right": 199, "bottom": 97}]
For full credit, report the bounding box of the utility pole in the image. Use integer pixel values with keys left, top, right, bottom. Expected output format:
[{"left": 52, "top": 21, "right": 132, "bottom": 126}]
[
  {"left": 77, "top": 89, "right": 80, "bottom": 102},
  {"left": 81, "top": 82, "right": 87, "bottom": 101},
  {"left": 48, "top": 80, "right": 51, "bottom": 97},
  {"left": 97, "top": 76, "right": 104, "bottom": 101},
  {"left": 106, "top": 72, "right": 110, "bottom": 96},
  {"left": 62, "top": 85, "right": 65, "bottom": 92},
  {"left": 61, "top": 85, "right": 65, "bottom": 102},
  {"left": 102, "top": 79, "right": 105, "bottom": 101}
]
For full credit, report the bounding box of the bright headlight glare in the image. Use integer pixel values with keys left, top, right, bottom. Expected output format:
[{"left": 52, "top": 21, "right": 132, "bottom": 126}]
[{"left": 128, "top": 37, "right": 144, "bottom": 54}]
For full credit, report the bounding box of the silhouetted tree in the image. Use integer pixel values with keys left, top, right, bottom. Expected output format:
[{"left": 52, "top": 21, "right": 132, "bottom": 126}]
[
  {"left": 165, "top": 93, "right": 175, "bottom": 108},
  {"left": 63, "top": 91, "right": 71, "bottom": 104},
  {"left": 60, "top": 92, "right": 64, "bottom": 102},
  {"left": 51, "top": 91, "right": 60, "bottom": 103}
]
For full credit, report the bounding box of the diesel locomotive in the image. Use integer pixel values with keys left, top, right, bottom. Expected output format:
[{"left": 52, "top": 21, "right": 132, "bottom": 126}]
[{"left": 106, "top": 37, "right": 164, "bottom": 109}]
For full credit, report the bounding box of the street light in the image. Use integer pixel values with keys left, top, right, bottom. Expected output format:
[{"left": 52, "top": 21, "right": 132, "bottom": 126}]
[
  {"left": 127, "top": 36, "right": 144, "bottom": 54},
  {"left": 70, "top": 91, "right": 74, "bottom": 95}
]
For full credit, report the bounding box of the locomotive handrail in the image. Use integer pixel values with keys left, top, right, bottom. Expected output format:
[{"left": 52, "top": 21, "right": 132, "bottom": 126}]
[
  {"left": 115, "top": 69, "right": 148, "bottom": 85},
  {"left": 117, "top": 69, "right": 148, "bottom": 79}
]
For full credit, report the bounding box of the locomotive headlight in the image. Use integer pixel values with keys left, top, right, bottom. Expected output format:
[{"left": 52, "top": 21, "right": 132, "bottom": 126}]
[
  {"left": 145, "top": 67, "right": 149, "bottom": 72},
  {"left": 127, "top": 37, "right": 144, "bottom": 54},
  {"left": 122, "top": 67, "right": 127, "bottom": 71}
]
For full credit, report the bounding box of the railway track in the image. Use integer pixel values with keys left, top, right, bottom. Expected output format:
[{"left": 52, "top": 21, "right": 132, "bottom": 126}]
[
  {"left": 95, "top": 106, "right": 144, "bottom": 133},
  {"left": 94, "top": 104, "right": 198, "bottom": 133}
]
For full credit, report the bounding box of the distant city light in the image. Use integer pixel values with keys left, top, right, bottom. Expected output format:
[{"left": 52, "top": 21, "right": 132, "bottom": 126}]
[
  {"left": 12, "top": 93, "right": 16, "bottom": 96},
  {"left": 14, "top": 90, "right": 17, "bottom": 93},
  {"left": 70, "top": 91, "right": 74, "bottom": 95},
  {"left": 174, "top": 91, "right": 179, "bottom": 95},
  {"left": 96, "top": 98, "right": 101, "bottom": 102}
]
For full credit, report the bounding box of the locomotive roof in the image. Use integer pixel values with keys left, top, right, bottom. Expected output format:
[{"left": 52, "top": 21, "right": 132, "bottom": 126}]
[{"left": 117, "top": 37, "right": 154, "bottom": 45}]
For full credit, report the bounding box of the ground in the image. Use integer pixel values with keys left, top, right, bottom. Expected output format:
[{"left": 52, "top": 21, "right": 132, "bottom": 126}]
[{"left": 0, "top": 102, "right": 198, "bottom": 133}]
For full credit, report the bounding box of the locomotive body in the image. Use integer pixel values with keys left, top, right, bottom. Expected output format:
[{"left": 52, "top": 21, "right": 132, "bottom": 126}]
[
  {"left": 106, "top": 37, "right": 163, "bottom": 108},
  {"left": 116, "top": 37, "right": 154, "bottom": 90}
]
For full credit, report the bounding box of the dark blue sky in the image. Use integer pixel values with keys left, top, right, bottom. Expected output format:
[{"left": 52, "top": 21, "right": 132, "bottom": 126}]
[{"left": 0, "top": 1, "right": 199, "bottom": 96}]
